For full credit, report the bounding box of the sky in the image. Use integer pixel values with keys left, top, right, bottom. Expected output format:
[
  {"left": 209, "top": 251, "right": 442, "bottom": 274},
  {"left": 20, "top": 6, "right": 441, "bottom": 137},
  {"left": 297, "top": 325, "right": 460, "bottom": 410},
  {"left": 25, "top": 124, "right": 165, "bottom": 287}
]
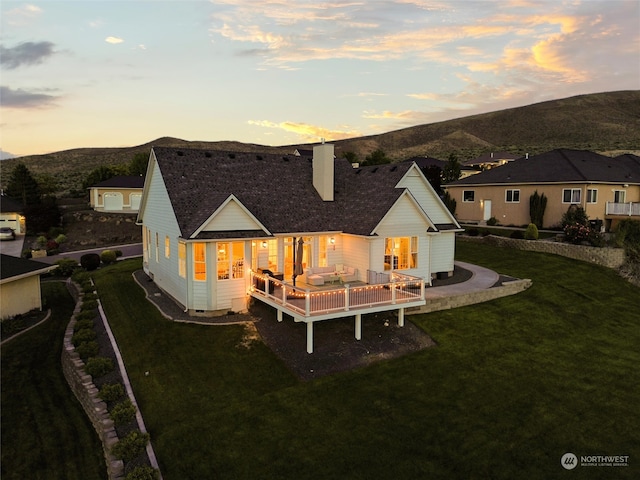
[{"left": 1, "top": 0, "right": 639, "bottom": 158}]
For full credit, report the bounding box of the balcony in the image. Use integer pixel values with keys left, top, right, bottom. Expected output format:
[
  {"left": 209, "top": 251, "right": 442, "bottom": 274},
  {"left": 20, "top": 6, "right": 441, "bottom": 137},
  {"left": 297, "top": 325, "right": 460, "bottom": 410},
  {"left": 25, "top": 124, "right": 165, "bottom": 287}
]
[
  {"left": 249, "top": 270, "right": 426, "bottom": 353},
  {"left": 606, "top": 202, "right": 640, "bottom": 217}
]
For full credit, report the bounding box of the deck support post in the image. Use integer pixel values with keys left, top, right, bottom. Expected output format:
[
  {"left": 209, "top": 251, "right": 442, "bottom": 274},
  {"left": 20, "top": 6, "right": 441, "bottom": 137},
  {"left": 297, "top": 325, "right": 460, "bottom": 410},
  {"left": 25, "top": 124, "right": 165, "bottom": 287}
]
[
  {"left": 277, "top": 310, "right": 283, "bottom": 322},
  {"left": 306, "top": 321, "right": 314, "bottom": 354},
  {"left": 398, "top": 307, "right": 405, "bottom": 327},
  {"left": 355, "top": 313, "right": 362, "bottom": 340}
]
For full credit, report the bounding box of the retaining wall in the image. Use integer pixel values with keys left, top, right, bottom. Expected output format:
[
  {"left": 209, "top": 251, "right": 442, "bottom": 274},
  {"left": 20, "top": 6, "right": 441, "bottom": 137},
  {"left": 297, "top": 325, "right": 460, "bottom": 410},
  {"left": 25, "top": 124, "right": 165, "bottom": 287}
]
[
  {"left": 61, "top": 280, "right": 124, "bottom": 480},
  {"left": 460, "top": 235, "right": 626, "bottom": 269},
  {"left": 409, "top": 279, "right": 532, "bottom": 315}
]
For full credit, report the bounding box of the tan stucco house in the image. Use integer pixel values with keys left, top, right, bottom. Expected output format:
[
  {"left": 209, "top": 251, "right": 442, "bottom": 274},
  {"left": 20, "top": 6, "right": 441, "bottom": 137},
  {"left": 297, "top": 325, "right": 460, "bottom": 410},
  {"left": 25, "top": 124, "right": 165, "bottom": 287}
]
[
  {"left": 445, "top": 150, "right": 640, "bottom": 230},
  {"left": 89, "top": 176, "right": 145, "bottom": 213},
  {"left": 1, "top": 254, "right": 56, "bottom": 320}
]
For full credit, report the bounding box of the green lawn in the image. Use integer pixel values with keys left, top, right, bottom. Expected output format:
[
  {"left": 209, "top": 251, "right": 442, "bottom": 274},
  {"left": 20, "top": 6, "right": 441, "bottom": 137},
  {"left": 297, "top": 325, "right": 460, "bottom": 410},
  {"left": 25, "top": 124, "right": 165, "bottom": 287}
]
[
  {"left": 1, "top": 282, "right": 107, "bottom": 480},
  {"left": 93, "top": 244, "right": 640, "bottom": 479}
]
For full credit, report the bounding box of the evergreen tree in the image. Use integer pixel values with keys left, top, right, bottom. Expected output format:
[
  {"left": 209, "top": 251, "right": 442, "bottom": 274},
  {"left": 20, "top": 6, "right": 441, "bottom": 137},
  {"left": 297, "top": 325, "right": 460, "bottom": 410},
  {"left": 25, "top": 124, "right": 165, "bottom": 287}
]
[
  {"left": 6, "top": 163, "right": 41, "bottom": 205},
  {"left": 529, "top": 190, "right": 547, "bottom": 228},
  {"left": 129, "top": 152, "right": 149, "bottom": 176},
  {"left": 363, "top": 149, "right": 391, "bottom": 166},
  {"left": 442, "top": 153, "right": 462, "bottom": 184}
]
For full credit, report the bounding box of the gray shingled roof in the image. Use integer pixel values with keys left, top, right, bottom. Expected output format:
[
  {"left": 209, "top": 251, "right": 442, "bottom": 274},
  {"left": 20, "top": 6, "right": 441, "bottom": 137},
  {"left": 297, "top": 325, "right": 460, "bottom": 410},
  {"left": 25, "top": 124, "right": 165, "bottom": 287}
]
[
  {"left": 151, "top": 147, "right": 415, "bottom": 238},
  {"left": 90, "top": 175, "right": 145, "bottom": 189},
  {"left": 0, "top": 195, "right": 24, "bottom": 213},
  {"left": 1, "top": 254, "right": 53, "bottom": 282},
  {"left": 446, "top": 149, "right": 640, "bottom": 186}
]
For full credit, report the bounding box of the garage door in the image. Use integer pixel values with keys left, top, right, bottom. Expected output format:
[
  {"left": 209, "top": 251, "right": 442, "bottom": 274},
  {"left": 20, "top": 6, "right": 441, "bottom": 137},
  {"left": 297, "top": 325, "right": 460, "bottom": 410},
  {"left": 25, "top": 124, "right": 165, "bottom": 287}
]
[
  {"left": 104, "top": 192, "right": 123, "bottom": 211},
  {"left": 130, "top": 193, "right": 142, "bottom": 211}
]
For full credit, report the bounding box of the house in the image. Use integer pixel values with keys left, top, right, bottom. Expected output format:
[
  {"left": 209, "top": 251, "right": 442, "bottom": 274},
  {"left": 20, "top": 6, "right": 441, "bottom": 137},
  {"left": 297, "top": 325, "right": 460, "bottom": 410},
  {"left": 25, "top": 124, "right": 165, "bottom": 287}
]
[
  {"left": 137, "top": 143, "right": 462, "bottom": 352},
  {"left": 444, "top": 149, "right": 640, "bottom": 230},
  {"left": 462, "top": 151, "right": 521, "bottom": 171},
  {"left": 0, "top": 254, "right": 56, "bottom": 319},
  {"left": 89, "top": 176, "right": 145, "bottom": 213},
  {"left": 406, "top": 156, "right": 477, "bottom": 180},
  {"left": 0, "top": 195, "right": 25, "bottom": 234}
]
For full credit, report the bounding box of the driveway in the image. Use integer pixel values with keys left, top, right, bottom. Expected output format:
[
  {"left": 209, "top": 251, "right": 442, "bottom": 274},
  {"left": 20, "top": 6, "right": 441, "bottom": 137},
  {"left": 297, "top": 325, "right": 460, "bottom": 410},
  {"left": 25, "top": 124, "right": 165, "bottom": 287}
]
[{"left": 0, "top": 234, "right": 26, "bottom": 257}]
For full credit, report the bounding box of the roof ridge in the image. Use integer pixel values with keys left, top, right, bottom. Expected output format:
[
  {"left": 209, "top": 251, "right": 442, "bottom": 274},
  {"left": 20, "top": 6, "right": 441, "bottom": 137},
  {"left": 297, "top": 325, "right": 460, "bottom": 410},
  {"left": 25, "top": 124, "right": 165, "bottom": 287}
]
[{"left": 559, "top": 149, "right": 588, "bottom": 181}]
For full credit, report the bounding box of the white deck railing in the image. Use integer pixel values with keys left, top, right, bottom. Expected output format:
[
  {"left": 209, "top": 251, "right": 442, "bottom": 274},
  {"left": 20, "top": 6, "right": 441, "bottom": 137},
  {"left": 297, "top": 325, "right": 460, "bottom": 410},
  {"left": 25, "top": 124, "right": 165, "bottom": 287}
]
[
  {"left": 606, "top": 202, "right": 640, "bottom": 216},
  {"left": 249, "top": 270, "right": 425, "bottom": 318}
]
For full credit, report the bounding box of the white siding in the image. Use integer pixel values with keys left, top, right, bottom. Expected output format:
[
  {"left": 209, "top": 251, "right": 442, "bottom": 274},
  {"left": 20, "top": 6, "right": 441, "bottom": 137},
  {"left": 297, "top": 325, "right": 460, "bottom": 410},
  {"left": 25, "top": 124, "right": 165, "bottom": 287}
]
[
  {"left": 341, "top": 235, "right": 370, "bottom": 282},
  {"left": 430, "top": 232, "right": 456, "bottom": 273},
  {"left": 397, "top": 168, "right": 454, "bottom": 224},
  {"left": 200, "top": 199, "right": 263, "bottom": 231},
  {"left": 141, "top": 160, "right": 187, "bottom": 308}
]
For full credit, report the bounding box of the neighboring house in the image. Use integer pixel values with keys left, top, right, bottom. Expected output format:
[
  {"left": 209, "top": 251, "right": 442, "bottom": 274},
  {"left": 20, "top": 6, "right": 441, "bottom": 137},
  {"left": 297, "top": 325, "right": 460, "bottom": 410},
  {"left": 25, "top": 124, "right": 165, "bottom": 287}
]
[
  {"left": 137, "top": 144, "right": 462, "bottom": 352},
  {"left": 462, "top": 151, "right": 521, "bottom": 171},
  {"left": 293, "top": 148, "right": 313, "bottom": 157},
  {"left": 0, "top": 254, "right": 56, "bottom": 319},
  {"left": 407, "top": 156, "right": 477, "bottom": 179},
  {"left": 0, "top": 195, "right": 25, "bottom": 234},
  {"left": 445, "top": 149, "right": 640, "bottom": 230},
  {"left": 89, "top": 176, "right": 145, "bottom": 213}
]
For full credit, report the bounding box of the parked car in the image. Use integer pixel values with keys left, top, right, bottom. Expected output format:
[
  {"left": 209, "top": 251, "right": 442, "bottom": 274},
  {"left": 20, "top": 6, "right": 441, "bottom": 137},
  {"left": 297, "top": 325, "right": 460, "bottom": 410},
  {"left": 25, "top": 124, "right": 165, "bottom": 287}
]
[{"left": 0, "top": 227, "right": 16, "bottom": 240}]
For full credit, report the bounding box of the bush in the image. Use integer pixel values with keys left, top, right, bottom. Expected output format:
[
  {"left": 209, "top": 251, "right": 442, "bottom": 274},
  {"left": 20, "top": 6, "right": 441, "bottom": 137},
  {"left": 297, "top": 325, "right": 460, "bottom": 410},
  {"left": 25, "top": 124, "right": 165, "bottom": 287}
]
[
  {"left": 75, "top": 341, "right": 99, "bottom": 360},
  {"left": 37, "top": 235, "right": 47, "bottom": 247},
  {"left": 72, "top": 270, "right": 90, "bottom": 284},
  {"left": 101, "top": 250, "right": 117, "bottom": 265},
  {"left": 467, "top": 228, "right": 479, "bottom": 237},
  {"left": 115, "top": 250, "right": 123, "bottom": 258},
  {"left": 111, "top": 431, "right": 150, "bottom": 462},
  {"left": 99, "top": 383, "right": 125, "bottom": 403},
  {"left": 55, "top": 233, "right": 67, "bottom": 244},
  {"left": 524, "top": 223, "right": 539, "bottom": 240},
  {"left": 80, "top": 253, "right": 101, "bottom": 271},
  {"left": 85, "top": 357, "right": 114, "bottom": 378},
  {"left": 110, "top": 398, "right": 137, "bottom": 425},
  {"left": 616, "top": 219, "right": 640, "bottom": 261},
  {"left": 510, "top": 230, "right": 524, "bottom": 239},
  {"left": 54, "top": 258, "right": 78, "bottom": 277},
  {"left": 75, "top": 318, "right": 95, "bottom": 330},
  {"left": 76, "top": 310, "right": 97, "bottom": 321},
  {"left": 486, "top": 216, "right": 498, "bottom": 226},
  {"left": 72, "top": 328, "right": 96, "bottom": 346},
  {"left": 125, "top": 466, "right": 159, "bottom": 480},
  {"left": 81, "top": 299, "right": 98, "bottom": 311}
]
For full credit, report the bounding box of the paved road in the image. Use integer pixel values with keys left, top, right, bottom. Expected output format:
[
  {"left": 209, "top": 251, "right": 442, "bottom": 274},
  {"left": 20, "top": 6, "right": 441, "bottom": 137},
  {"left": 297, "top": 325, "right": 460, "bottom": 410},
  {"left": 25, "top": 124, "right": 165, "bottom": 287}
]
[{"left": 31, "top": 243, "right": 143, "bottom": 264}]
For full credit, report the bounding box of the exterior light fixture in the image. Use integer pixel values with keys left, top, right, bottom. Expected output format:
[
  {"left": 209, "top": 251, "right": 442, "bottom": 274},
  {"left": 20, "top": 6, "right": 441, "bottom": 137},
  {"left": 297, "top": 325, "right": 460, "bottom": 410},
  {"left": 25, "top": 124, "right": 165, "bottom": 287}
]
[
  {"left": 329, "top": 237, "right": 335, "bottom": 244},
  {"left": 262, "top": 241, "right": 268, "bottom": 248}
]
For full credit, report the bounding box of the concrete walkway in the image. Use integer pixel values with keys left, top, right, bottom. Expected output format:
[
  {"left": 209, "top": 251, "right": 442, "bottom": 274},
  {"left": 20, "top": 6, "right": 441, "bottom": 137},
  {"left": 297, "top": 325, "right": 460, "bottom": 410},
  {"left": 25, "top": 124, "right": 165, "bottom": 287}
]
[{"left": 426, "top": 261, "right": 500, "bottom": 298}]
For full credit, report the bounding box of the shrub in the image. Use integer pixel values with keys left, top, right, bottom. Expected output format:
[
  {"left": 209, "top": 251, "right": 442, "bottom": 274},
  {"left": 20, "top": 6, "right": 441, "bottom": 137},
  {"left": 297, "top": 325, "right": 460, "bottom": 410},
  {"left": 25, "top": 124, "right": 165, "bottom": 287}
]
[
  {"left": 85, "top": 357, "right": 114, "bottom": 378},
  {"left": 75, "top": 341, "right": 99, "bottom": 360},
  {"left": 110, "top": 398, "right": 137, "bottom": 425},
  {"left": 81, "top": 299, "right": 98, "bottom": 311},
  {"left": 21, "top": 248, "right": 32, "bottom": 259},
  {"left": 55, "top": 233, "right": 67, "bottom": 244},
  {"left": 54, "top": 258, "right": 78, "bottom": 277},
  {"left": 76, "top": 310, "right": 97, "bottom": 321},
  {"left": 467, "top": 228, "right": 479, "bottom": 237},
  {"left": 125, "top": 466, "right": 159, "bottom": 480},
  {"left": 616, "top": 219, "right": 640, "bottom": 261},
  {"left": 510, "top": 230, "right": 524, "bottom": 239},
  {"left": 486, "top": 216, "right": 498, "bottom": 226},
  {"left": 46, "top": 239, "right": 59, "bottom": 252},
  {"left": 72, "top": 270, "right": 90, "bottom": 284},
  {"left": 111, "top": 431, "right": 150, "bottom": 462},
  {"left": 524, "top": 223, "right": 539, "bottom": 240},
  {"left": 72, "top": 328, "right": 96, "bottom": 346},
  {"left": 37, "top": 235, "right": 47, "bottom": 247},
  {"left": 82, "top": 282, "right": 96, "bottom": 294},
  {"left": 80, "top": 253, "right": 101, "bottom": 271},
  {"left": 115, "top": 250, "right": 123, "bottom": 258},
  {"left": 101, "top": 250, "right": 117, "bottom": 265},
  {"left": 99, "top": 383, "right": 125, "bottom": 403},
  {"left": 75, "top": 318, "right": 95, "bottom": 330}
]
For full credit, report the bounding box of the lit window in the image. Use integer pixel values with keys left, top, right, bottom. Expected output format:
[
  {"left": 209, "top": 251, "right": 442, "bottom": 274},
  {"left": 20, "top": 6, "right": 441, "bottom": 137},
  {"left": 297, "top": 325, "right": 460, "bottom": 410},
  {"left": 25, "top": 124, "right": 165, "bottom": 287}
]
[
  {"left": 178, "top": 242, "right": 186, "bottom": 278},
  {"left": 587, "top": 189, "right": 597, "bottom": 203},
  {"left": 563, "top": 189, "right": 581, "bottom": 204},
  {"left": 155, "top": 232, "right": 159, "bottom": 262},
  {"left": 193, "top": 243, "right": 206, "bottom": 281},
  {"left": 217, "top": 242, "right": 244, "bottom": 280},
  {"left": 505, "top": 189, "right": 520, "bottom": 203},
  {"left": 165, "top": 236, "right": 170, "bottom": 258},
  {"left": 384, "top": 237, "right": 418, "bottom": 271},
  {"left": 463, "top": 190, "right": 475, "bottom": 202}
]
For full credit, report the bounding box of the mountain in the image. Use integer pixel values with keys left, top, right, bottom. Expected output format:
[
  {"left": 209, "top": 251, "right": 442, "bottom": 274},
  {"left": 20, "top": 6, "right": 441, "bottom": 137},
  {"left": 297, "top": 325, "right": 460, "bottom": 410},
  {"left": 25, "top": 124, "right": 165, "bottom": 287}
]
[{"left": 1, "top": 90, "right": 639, "bottom": 195}]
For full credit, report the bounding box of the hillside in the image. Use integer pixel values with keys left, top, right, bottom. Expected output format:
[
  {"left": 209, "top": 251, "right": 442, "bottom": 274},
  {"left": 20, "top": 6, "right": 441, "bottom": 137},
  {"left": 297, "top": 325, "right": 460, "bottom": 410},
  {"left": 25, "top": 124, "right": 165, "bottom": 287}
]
[{"left": 2, "top": 90, "right": 639, "bottom": 195}]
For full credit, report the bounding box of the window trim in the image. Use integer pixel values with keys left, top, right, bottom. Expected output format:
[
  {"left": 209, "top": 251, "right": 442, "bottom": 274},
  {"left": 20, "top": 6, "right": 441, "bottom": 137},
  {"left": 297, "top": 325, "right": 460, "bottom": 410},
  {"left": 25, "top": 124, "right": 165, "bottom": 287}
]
[
  {"left": 462, "top": 190, "right": 475, "bottom": 203},
  {"left": 505, "top": 189, "right": 520, "bottom": 203},
  {"left": 562, "top": 188, "right": 582, "bottom": 204},
  {"left": 384, "top": 236, "right": 418, "bottom": 271},
  {"left": 586, "top": 189, "right": 597, "bottom": 204}
]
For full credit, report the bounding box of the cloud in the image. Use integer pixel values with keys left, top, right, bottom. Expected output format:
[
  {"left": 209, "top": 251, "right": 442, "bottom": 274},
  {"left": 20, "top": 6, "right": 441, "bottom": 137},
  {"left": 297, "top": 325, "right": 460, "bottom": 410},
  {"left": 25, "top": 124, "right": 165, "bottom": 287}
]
[
  {"left": 105, "top": 36, "right": 124, "bottom": 44},
  {"left": 248, "top": 119, "right": 360, "bottom": 141},
  {"left": 0, "top": 41, "right": 55, "bottom": 69},
  {"left": 4, "top": 4, "right": 42, "bottom": 26},
  {"left": 0, "top": 86, "right": 59, "bottom": 109}
]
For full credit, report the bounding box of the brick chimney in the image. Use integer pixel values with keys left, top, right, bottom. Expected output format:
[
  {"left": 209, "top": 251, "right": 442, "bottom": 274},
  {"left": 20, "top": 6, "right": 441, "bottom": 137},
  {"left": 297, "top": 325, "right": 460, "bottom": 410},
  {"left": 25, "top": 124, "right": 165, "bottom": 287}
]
[{"left": 313, "top": 141, "right": 334, "bottom": 201}]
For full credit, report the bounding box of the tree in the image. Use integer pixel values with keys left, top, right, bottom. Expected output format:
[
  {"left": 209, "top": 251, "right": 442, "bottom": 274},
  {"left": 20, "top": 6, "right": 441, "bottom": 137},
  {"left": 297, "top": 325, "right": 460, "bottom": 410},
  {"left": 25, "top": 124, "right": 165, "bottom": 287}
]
[
  {"left": 362, "top": 149, "right": 391, "bottom": 166},
  {"left": 442, "top": 190, "right": 457, "bottom": 216},
  {"left": 82, "top": 165, "right": 119, "bottom": 190},
  {"left": 6, "top": 163, "right": 41, "bottom": 205},
  {"left": 343, "top": 151, "right": 359, "bottom": 165},
  {"left": 442, "top": 153, "right": 462, "bottom": 184},
  {"left": 129, "top": 152, "right": 149, "bottom": 176},
  {"left": 529, "top": 190, "right": 547, "bottom": 228},
  {"left": 421, "top": 165, "right": 443, "bottom": 195}
]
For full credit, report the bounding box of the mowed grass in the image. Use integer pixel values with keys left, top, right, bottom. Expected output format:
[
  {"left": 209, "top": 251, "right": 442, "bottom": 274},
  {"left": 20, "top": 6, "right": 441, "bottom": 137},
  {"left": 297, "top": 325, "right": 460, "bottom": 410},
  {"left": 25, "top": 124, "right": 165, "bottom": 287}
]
[
  {"left": 1, "top": 282, "right": 106, "bottom": 480},
  {"left": 93, "top": 245, "right": 640, "bottom": 480}
]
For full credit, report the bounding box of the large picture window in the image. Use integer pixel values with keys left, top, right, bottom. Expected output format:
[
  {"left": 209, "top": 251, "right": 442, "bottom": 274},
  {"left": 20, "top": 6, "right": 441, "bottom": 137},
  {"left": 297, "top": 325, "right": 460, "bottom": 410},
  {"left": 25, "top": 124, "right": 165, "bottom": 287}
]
[
  {"left": 217, "top": 242, "right": 244, "bottom": 280},
  {"left": 384, "top": 237, "right": 418, "bottom": 271},
  {"left": 193, "top": 243, "right": 206, "bottom": 281}
]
